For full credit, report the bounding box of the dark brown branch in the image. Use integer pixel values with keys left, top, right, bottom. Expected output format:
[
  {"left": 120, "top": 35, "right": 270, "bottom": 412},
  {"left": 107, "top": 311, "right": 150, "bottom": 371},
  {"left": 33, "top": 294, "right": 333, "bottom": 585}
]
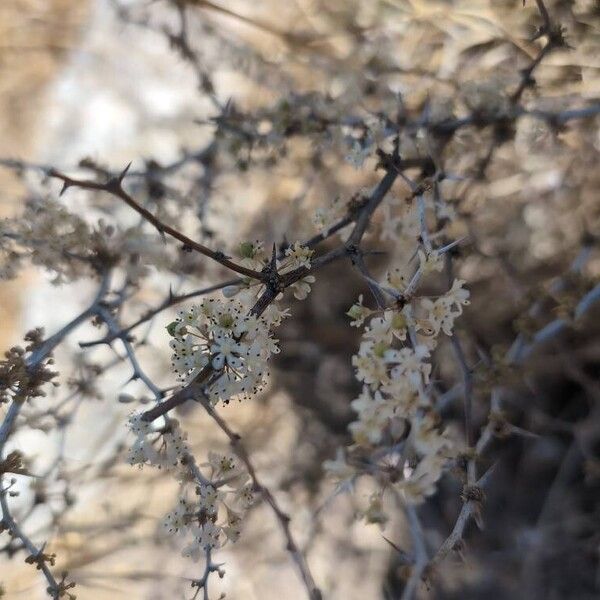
[
  {"left": 511, "top": 0, "right": 566, "bottom": 104},
  {"left": 47, "top": 166, "right": 267, "bottom": 282},
  {"left": 534, "top": 0, "right": 552, "bottom": 33}
]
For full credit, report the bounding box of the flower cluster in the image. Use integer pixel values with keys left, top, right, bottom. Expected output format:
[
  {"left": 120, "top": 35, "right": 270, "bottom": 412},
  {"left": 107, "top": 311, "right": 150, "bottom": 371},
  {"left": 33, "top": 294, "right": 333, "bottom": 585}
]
[
  {"left": 0, "top": 197, "right": 174, "bottom": 284},
  {"left": 167, "top": 297, "right": 281, "bottom": 404},
  {"left": 127, "top": 413, "right": 189, "bottom": 469},
  {"left": 127, "top": 414, "right": 254, "bottom": 557},
  {"left": 163, "top": 452, "right": 255, "bottom": 559},
  {"left": 326, "top": 276, "right": 470, "bottom": 514},
  {"left": 226, "top": 240, "right": 316, "bottom": 301},
  {"left": 0, "top": 329, "right": 59, "bottom": 404},
  {"left": 313, "top": 195, "right": 347, "bottom": 235},
  {"left": 0, "top": 197, "right": 91, "bottom": 283}
]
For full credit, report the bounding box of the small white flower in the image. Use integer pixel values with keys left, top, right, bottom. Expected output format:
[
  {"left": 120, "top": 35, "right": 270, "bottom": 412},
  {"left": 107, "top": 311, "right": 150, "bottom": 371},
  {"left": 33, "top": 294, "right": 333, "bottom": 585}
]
[
  {"left": 162, "top": 499, "right": 191, "bottom": 535},
  {"left": 283, "top": 242, "right": 313, "bottom": 270},
  {"left": 211, "top": 336, "right": 244, "bottom": 370},
  {"left": 291, "top": 275, "right": 316, "bottom": 300},
  {"left": 418, "top": 249, "right": 444, "bottom": 274},
  {"left": 352, "top": 340, "right": 389, "bottom": 386},
  {"left": 198, "top": 521, "right": 222, "bottom": 550},
  {"left": 233, "top": 483, "right": 255, "bottom": 510},
  {"left": 445, "top": 279, "right": 470, "bottom": 313},
  {"left": 323, "top": 448, "right": 355, "bottom": 482},
  {"left": 198, "top": 484, "right": 221, "bottom": 517},
  {"left": 168, "top": 297, "right": 279, "bottom": 404},
  {"left": 346, "top": 294, "right": 371, "bottom": 327},
  {"left": 222, "top": 507, "right": 243, "bottom": 543}
]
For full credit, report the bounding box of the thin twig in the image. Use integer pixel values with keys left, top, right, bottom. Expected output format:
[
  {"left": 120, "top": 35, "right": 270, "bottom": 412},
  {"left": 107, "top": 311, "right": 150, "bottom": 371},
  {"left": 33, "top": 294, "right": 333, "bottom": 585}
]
[
  {"left": 47, "top": 166, "right": 266, "bottom": 282},
  {"left": 0, "top": 490, "right": 61, "bottom": 598},
  {"left": 0, "top": 274, "right": 111, "bottom": 598},
  {"left": 430, "top": 462, "right": 497, "bottom": 566},
  {"left": 197, "top": 394, "right": 322, "bottom": 600},
  {"left": 401, "top": 503, "right": 429, "bottom": 600}
]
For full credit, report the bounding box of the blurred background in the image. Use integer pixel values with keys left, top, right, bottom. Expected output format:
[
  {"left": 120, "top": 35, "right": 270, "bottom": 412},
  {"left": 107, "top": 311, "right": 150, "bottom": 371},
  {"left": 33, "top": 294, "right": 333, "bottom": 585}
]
[{"left": 1, "top": 1, "right": 599, "bottom": 598}]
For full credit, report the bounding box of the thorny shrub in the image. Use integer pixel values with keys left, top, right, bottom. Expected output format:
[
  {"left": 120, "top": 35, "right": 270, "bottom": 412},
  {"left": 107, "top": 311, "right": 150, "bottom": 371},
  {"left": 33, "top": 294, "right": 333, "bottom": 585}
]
[{"left": 1, "top": 1, "right": 600, "bottom": 599}]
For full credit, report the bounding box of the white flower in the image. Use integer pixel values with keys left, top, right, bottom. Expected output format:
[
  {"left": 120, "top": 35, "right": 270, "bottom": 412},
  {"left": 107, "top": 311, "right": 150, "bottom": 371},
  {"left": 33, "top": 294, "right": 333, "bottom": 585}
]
[
  {"left": 182, "top": 535, "right": 203, "bottom": 562},
  {"left": 418, "top": 281, "right": 469, "bottom": 338},
  {"left": 364, "top": 310, "right": 408, "bottom": 344},
  {"left": 321, "top": 201, "right": 467, "bottom": 518},
  {"left": 385, "top": 345, "right": 432, "bottom": 387},
  {"left": 198, "top": 484, "right": 221, "bottom": 517},
  {"left": 323, "top": 449, "right": 355, "bottom": 482},
  {"left": 198, "top": 521, "right": 222, "bottom": 550},
  {"left": 211, "top": 336, "right": 246, "bottom": 370},
  {"left": 364, "top": 315, "right": 392, "bottom": 344},
  {"left": 418, "top": 249, "right": 444, "bottom": 274},
  {"left": 126, "top": 415, "right": 188, "bottom": 470},
  {"left": 182, "top": 523, "right": 223, "bottom": 559},
  {"left": 411, "top": 411, "right": 451, "bottom": 455},
  {"left": 349, "top": 388, "right": 393, "bottom": 445},
  {"left": 346, "top": 294, "right": 371, "bottom": 327},
  {"left": 127, "top": 436, "right": 157, "bottom": 467},
  {"left": 420, "top": 297, "right": 454, "bottom": 336},
  {"left": 352, "top": 340, "right": 389, "bottom": 386},
  {"left": 445, "top": 279, "right": 470, "bottom": 313},
  {"left": 381, "top": 377, "right": 421, "bottom": 417},
  {"left": 233, "top": 483, "right": 255, "bottom": 510},
  {"left": 162, "top": 499, "right": 191, "bottom": 534},
  {"left": 128, "top": 412, "right": 153, "bottom": 437},
  {"left": 237, "top": 241, "right": 268, "bottom": 271},
  {"left": 167, "top": 298, "right": 279, "bottom": 404},
  {"left": 283, "top": 242, "right": 313, "bottom": 270},
  {"left": 222, "top": 507, "right": 243, "bottom": 543},
  {"left": 313, "top": 195, "right": 346, "bottom": 233},
  {"left": 291, "top": 275, "right": 315, "bottom": 300},
  {"left": 386, "top": 266, "right": 412, "bottom": 293},
  {"left": 262, "top": 304, "right": 290, "bottom": 327},
  {"left": 126, "top": 413, "right": 158, "bottom": 467},
  {"left": 399, "top": 453, "right": 448, "bottom": 504}
]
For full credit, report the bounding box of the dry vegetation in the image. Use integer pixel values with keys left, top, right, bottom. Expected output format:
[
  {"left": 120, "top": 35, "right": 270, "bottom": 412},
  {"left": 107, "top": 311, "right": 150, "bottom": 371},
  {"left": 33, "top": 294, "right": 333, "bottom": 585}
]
[{"left": 1, "top": 1, "right": 600, "bottom": 599}]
